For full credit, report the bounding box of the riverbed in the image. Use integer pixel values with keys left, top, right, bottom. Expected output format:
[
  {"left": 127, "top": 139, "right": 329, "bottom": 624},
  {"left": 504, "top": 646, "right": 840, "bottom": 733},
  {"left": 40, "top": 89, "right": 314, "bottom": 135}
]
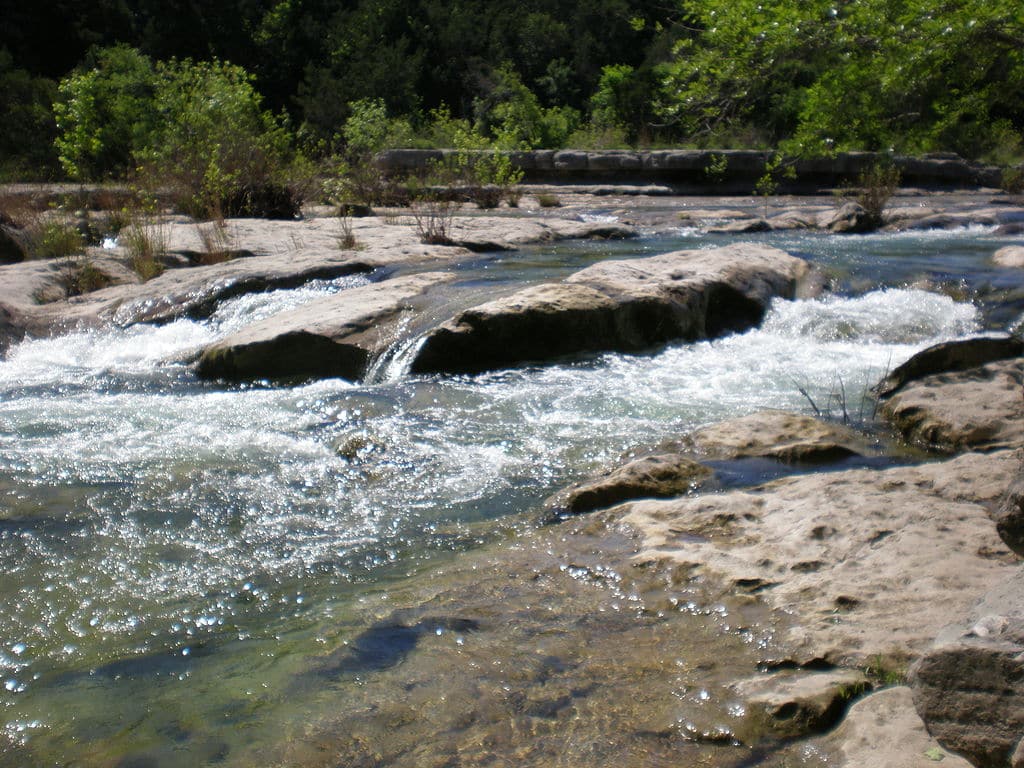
[{"left": 1, "top": 196, "right": 1021, "bottom": 766}]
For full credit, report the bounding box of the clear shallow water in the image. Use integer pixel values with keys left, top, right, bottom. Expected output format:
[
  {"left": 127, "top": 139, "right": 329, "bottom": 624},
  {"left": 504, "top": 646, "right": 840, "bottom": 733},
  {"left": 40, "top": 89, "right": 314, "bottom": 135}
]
[{"left": 0, "top": 220, "right": 1013, "bottom": 766}]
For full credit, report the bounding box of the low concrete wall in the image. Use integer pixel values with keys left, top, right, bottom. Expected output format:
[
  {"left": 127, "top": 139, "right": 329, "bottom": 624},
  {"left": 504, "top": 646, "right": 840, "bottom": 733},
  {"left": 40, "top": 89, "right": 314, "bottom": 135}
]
[{"left": 376, "top": 149, "right": 1005, "bottom": 193}]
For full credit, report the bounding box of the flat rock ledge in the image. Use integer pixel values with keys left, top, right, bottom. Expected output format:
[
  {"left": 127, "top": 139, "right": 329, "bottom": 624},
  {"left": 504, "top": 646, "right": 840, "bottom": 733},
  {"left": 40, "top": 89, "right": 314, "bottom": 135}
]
[
  {"left": 817, "top": 687, "right": 973, "bottom": 768},
  {"left": 195, "top": 273, "right": 452, "bottom": 382},
  {"left": 910, "top": 566, "right": 1024, "bottom": 768},
  {"left": 617, "top": 449, "right": 1019, "bottom": 666},
  {"left": 410, "top": 243, "right": 810, "bottom": 375},
  {"left": 544, "top": 410, "right": 874, "bottom": 518},
  {"left": 881, "top": 357, "right": 1023, "bottom": 453}
]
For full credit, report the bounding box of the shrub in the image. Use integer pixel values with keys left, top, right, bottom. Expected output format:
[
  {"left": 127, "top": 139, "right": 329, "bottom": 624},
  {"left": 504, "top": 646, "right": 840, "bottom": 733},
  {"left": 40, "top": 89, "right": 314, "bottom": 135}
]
[
  {"left": 1003, "top": 167, "right": 1024, "bottom": 196},
  {"left": 53, "top": 45, "right": 158, "bottom": 180},
  {"left": 121, "top": 202, "right": 167, "bottom": 280},
  {"left": 854, "top": 163, "right": 901, "bottom": 228},
  {"left": 536, "top": 193, "right": 561, "bottom": 208},
  {"left": 56, "top": 47, "right": 305, "bottom": 218},
  {"left": 36, "top": 219, "right": 85, "bottom": 260},
  {"left": 61, "top": 255, "right": 111, "bottom": 296}
]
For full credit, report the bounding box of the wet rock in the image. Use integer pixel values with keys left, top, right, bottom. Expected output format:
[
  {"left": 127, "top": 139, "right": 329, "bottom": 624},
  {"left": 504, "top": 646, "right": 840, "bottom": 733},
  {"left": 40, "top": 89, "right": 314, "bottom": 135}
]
[
  {"left": 0, "top": 301, "right": 27, "bottom": 356},
  {"left": 817, "top": 687, "right": 973, "bottom": 768},
  {"left": 880, "top": 357, "right": 1023, "bottom": 452},
  {"left": 818, "top": 201, "right": 874, "bottom": 233},
  {"left": 410, "top": 243, "right": 810, "bottom": 375},
  {"left": 876, "top": 336, "right": 1024, "bottom": 397},
  {"left": 196, "top": 273, "right": 453, "bottom": 382},
  {"left": 620, "top": 450, "right": 1019, "bottom": 666},
  {"left": 544, "top": 454, "right": 713, "bottom": 517},
  {"left": 995, "top": 223, "right": 1024, "bottom": 236},
  {"left": 767, "top": 210, "right": 819, "bottom": 230},
  {"left": 910, "top": 567, "right": 1024, "bottom": 768},
  {"left": 670, "top": 410, "right": 873, "bottom": 463},
  {"left": 0, "top": 223, "right": 28, "bottom": 264},
  {"left": 731, "top": 670, "right": 869, "bottom": 742},
  {"left": 994, "top": 246, "right": 1024, "bottom": 268},
  {"left": 705, "top": 218, "right": 771, "bottom": 234}
]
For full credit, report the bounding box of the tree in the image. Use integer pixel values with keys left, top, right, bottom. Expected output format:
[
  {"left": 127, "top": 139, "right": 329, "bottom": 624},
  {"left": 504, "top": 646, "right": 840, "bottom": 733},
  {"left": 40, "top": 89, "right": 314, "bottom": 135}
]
[{"left": 660, "top": 0, "right": 1024, "bottom": 158}]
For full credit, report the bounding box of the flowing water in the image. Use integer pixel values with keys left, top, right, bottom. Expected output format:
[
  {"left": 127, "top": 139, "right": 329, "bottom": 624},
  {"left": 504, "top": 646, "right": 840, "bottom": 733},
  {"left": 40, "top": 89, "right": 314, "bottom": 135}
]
[{"left": 0, "top": 214, "right": 1019, "bottom": 767}]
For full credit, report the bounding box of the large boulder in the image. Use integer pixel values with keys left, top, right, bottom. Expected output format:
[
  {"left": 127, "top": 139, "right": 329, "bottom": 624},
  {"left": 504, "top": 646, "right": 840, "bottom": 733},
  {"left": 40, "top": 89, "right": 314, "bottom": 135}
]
[
  {"left": 910, "top": 568, "right": 1024, "bottom": 768},
  {"left": 410, "top": 243, "right": 810, "bottom": 375},
  {"left": 195, "top": 273, "right": 453, "bottom": 382}
]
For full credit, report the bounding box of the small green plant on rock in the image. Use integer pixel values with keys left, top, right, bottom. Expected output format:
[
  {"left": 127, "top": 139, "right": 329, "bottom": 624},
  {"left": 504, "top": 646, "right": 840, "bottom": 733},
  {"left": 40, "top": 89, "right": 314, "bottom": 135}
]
[
  {"left": 336, "top": 205, "right": 359, "bottom": 250},
  {"left": 754, "top": 152, "right": 796, "bottom": 218},
  {"left": 853, "top": 163, "right": 901, "bottom": 229},
  {"left": 122, "top": 200, "right": 167, "bottom": 280},
  {"left": 1002, "top": 166, "right": 1024, "bottom": 196},
  {"left": 36, "top": 218, "right": 85, "bottom": 260},
  {"left": 864, "top": 653, "right": 907, "bottom": 687},
  {"left": 537, "top": 193, "right": 562, "bottom": 208},
  {"left": 705, "top": 153, "right": 729, "bottom": 184},
  {"left": 61, "top": 254, "right": 110, "bottom": 296}
]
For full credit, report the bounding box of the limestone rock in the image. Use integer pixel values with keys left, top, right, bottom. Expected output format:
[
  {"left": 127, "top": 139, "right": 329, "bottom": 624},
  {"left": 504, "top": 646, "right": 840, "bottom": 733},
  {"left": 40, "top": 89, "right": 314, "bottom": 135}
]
[
  {"left": 673, "top": 410, "right": 873, "bottom": 464},
  {"left": 196, "top": 273, "right": 453, "bottom": 382},
  {"left": 875, "top": 336, "right": 1024, "bottom": 398},
  {"left": 544, "top": 453, "right": 713, "bottom": 517},
  {"left": 880, "top": 358, "right": 1023, "bottom": 452},
  {"left": 911, "top": 567, "right": 1024, "bottom": 768},
  {"left": 996, "top": 480, "right": 1024, "bottom": 557},
  {"left": 619, "top": 450, "right": 1019, "bottom": 665},
  {"left": 0, "top": 224, "right": 28, "bottom": 264},
  {"left": 731, "top": 670, "right": 869, "bottom": 742},
  {"left": 994, "top": 246, "right": 1024, "bottom": 268},
  {"left": 819, "top": 202, "right": 873, "bottom": 233},
  {"left": 705, "top": 218, "right": 771, "bottom": 234},
  {"left": 410, "top": 243, "right": 810, "bottom": 375},
  {"left": 818, "top": 687, "right": 973, "bottom": 768}
]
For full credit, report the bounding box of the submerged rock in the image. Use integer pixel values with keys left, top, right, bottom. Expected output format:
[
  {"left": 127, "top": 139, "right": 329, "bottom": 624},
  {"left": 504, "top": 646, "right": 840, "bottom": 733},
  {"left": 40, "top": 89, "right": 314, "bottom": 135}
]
[
  {"left": 671, "top": 410, "right": 873, "bottom": 464},
  {"left": 731, "top": 670, "right": 869, "bottom": 742},
  {"left": 544, "top": 454, "right": 713, "bottom": 518},
  {"left": 910, "top": 567, "right": 1024, "bottom": 768},
  {"left": 196, "top": 273, "right": 453, "bottom": 382},
  {"left": 411, "top": 243, "right": 810, "bottom": 375}
]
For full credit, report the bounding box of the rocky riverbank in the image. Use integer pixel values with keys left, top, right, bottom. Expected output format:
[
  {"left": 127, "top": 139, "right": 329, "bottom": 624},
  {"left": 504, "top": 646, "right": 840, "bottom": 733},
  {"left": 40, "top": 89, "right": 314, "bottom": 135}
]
[{"left": 2, "top": 190, "right": 1023, "bottom": 767}]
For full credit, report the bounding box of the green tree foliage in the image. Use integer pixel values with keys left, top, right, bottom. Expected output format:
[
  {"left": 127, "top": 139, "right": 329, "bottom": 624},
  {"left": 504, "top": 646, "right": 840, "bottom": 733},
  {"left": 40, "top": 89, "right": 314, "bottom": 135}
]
[
  {"left": 474, "top": 64, "right": 580, "bottom": 149},
  {"left": 55, "top": 48, "right": 300, "bottom": 216},
  {"left": 661, "top": 0, "right": 1024, "bottom": 158},
  {"left": 0, "top": 51, "right": 59, "bottom": 178},
  {"left": 53, "top": 45, "right": 158, "bottom": 179}
]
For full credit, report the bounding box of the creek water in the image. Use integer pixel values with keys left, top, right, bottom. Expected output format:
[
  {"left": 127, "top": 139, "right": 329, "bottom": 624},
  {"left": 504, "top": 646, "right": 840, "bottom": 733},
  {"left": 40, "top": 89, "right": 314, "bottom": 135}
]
[{"left": 0, "top": 212, "right": 1020, "bottom": 767}]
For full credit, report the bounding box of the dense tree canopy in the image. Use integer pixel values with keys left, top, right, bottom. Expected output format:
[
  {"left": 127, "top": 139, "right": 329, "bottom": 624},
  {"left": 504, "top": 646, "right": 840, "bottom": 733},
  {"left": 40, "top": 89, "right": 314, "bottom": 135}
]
[{"left": 0, "top": 0, "right": 1021, "bottom": 179}]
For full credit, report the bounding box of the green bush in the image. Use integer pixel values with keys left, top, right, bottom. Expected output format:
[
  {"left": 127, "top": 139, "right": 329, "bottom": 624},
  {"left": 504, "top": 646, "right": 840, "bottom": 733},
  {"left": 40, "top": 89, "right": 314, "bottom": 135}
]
[
  {"left": 55, "top": 47, "right": 304, "bottom": 218},
  {"left": 54, "top": 45, "right": 158, "bottom": 180}
]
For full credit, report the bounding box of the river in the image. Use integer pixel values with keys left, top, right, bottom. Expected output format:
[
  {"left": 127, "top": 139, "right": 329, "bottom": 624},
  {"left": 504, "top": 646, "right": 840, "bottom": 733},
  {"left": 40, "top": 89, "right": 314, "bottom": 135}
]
[{"left": 0, "top": 212, "right": 1019, "bottom": 766}]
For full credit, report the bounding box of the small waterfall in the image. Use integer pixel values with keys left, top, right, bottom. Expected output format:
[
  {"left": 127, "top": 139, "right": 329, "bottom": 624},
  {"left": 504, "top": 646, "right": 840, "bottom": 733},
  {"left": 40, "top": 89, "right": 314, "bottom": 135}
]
[{"left": 364, "top": 331, "right": 430, "bottom": 384}]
